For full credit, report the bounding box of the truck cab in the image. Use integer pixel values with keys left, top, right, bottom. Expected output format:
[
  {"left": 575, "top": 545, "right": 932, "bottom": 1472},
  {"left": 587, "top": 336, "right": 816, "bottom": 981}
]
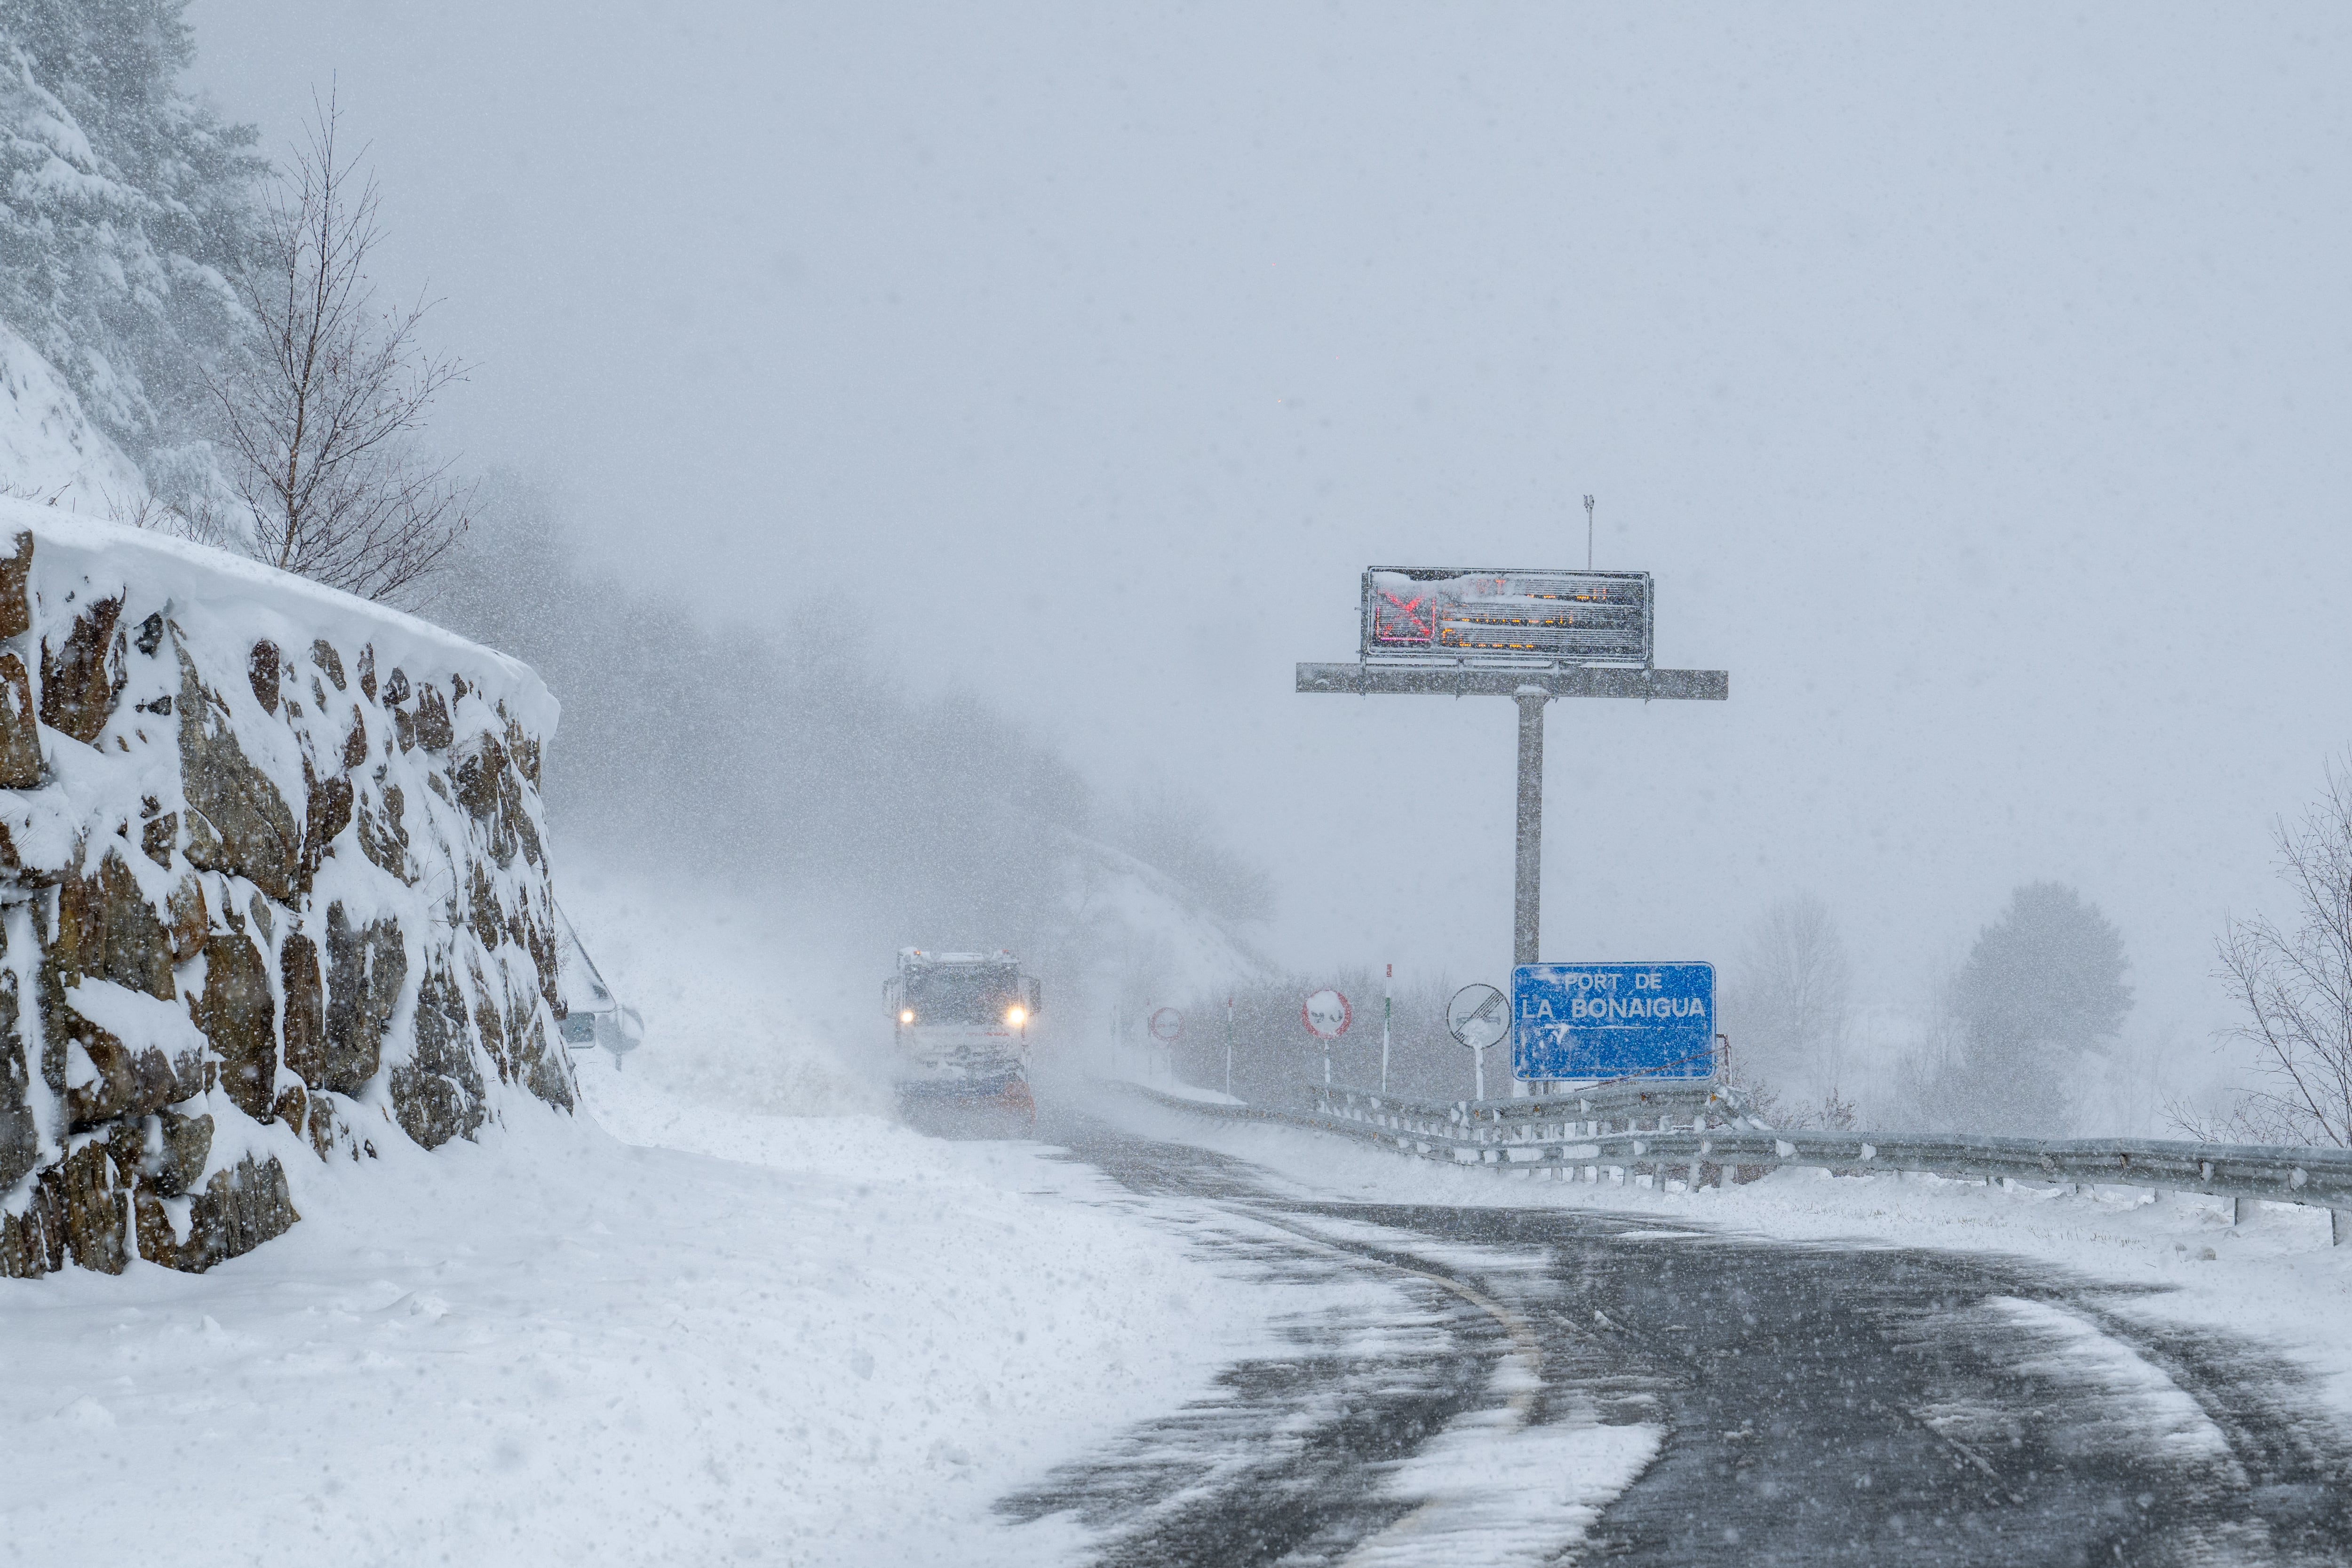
[{"left": 886, "top": 948, "right": 1041, "bottom": 1098}]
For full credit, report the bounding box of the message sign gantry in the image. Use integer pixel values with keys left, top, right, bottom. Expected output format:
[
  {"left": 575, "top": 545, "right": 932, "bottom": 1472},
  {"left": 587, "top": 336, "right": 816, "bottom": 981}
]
[{"left": 1299, "top": 564, "right": 1727, "bottom": 1084}]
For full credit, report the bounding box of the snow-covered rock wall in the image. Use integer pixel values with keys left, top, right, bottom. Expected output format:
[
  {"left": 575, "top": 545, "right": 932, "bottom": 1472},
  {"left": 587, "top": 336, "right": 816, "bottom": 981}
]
[{"left": 0, "top": 502, "right": 572, "bottom": 1277}]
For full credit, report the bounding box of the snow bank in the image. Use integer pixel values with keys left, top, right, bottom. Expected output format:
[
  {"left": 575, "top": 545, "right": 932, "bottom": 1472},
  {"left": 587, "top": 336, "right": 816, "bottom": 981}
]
[{"left": 0, "top": 502, "right": 573, "bottom": 1277}]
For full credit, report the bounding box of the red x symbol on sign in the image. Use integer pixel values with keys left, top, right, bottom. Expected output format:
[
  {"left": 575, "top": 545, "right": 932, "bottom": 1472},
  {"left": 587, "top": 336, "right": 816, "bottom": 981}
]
[{"left": 1376, "top": 589, "right": 1436, "bottom": 642}]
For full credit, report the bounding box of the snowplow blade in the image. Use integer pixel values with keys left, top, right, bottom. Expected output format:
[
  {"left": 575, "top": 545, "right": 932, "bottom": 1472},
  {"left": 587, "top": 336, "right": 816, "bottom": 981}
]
[{"left": 895, "top": 1075, "right": 1036, "bottom": 1138}]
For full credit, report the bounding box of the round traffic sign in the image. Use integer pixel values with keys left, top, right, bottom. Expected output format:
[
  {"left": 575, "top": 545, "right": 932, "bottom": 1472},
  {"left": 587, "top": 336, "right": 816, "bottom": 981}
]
[
  {"left": 1149, "top": 1007, "right": 1183, "bottom": 1042},
  {"left": 1446, "top": 983, "right": 1510, "bottom": 1053},
  {"left": 1302, "top": 988, "right": 1352, "bottom": 1040}
]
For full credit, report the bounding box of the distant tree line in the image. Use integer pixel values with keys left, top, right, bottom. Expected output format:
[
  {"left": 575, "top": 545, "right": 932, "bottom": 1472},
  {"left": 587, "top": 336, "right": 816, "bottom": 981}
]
[{"left": 1161, "top": 883, "right": 2143, "bottom": 1130}]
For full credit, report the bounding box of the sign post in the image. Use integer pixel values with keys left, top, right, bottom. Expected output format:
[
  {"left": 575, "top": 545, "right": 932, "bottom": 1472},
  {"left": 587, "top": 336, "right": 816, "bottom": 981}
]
[
  {"left": 1299, "top": 566, "right": 1727, "bottom": 1090},
  {"left": 1446, "top": 983, "right": 1511, "bottom": 1101},
  {"left": 1302, "top": 988, "right": 1352, "bottom": 1087},
  {"left": 1514, "top": 691, "right": 1544, "bottom": 967}
]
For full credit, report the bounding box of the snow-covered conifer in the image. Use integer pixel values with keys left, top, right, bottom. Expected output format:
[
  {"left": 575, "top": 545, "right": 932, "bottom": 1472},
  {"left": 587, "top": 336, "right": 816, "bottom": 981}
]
[{"left": 0, "top": 0, "right": 263, "bottom": 500}]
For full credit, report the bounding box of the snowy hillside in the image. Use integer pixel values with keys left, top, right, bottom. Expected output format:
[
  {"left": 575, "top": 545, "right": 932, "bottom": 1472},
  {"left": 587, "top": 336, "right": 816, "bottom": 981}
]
[
  {"left": 0, "top": 318, "right": 146, "bottom": 504},
  {"left": 1055, "top": 829, "right": 1273, "bottom": 1018}
]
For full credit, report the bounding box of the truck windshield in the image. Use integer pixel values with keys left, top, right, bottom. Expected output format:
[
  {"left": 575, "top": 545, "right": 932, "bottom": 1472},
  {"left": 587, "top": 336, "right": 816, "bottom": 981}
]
[{"left": 906, "top": 969, "right": 1020, "bottom": 1024}]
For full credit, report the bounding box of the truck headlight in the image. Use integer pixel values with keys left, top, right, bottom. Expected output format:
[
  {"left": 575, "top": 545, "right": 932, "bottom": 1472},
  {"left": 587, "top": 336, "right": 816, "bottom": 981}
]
[
  {"left": 1007, "top": 1006, "right": 1026, "bottom": 1027},
  {"left": 899, "top": 1009, "right": 915, "bottom": 1025}
]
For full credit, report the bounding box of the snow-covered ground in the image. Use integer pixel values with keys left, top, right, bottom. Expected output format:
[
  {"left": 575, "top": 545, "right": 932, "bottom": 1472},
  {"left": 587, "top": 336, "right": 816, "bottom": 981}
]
[
  {"left": 0, "top": 1065, "right": 1273, "bottom": 1567},
  {"left": 0, "top": 854, "right": 1280, "bottom": 1568},
  {"left": 1106, "top": 1090, "right": 2352, "bottom": 1421}
]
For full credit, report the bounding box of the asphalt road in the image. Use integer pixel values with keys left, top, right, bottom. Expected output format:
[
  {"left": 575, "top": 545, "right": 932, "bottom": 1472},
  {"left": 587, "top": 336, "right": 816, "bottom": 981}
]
[{"left": 995, "top": 1106, "right": 2352, "bottom": 1568}]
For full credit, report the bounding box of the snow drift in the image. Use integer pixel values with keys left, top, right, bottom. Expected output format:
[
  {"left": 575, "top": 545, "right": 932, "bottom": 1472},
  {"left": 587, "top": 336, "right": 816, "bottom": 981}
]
[{"left": 0, "top": 502, "right": 572, "bottom": 1277}]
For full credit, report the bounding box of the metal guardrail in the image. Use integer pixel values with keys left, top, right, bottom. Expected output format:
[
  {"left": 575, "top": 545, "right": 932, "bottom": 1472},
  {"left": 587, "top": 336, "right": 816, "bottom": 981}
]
[
  {"left": 1321, "top": 1081, "right": 1767, "bottom": 1134},
  {"left": 1109, "top": 1080, "right": 2352, "bottom": 1246}
]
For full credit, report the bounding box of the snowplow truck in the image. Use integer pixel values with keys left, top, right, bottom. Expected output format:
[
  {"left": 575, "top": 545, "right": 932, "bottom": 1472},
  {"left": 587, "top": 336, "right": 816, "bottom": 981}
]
[{"left": 886, "top": 948, "right": 1041, "bottom": 1118}]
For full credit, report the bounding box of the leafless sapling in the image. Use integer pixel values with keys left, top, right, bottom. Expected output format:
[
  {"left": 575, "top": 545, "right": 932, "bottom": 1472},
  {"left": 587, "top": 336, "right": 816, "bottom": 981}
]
[
  {"left": 2204, "top": 763, "right": 2352, "bottom": 1148},
  {"left": 201, "top": 92, "right": 469, "bottom": 604}
]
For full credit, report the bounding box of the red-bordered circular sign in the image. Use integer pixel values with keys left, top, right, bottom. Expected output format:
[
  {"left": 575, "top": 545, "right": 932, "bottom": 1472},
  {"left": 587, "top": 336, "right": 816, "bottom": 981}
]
[
  {"left": 1302, "top": 988, "right": 1352, "bottom": 1040},
  {"left": 1149, "top": 1007, "right": 1183, "bottom": 1042}
]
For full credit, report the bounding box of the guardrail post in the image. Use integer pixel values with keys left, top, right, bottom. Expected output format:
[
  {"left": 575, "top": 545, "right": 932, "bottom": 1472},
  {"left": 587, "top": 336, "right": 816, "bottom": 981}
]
[{"left": 2335, "top": 1209, "right": 2347, "bottom": 1247}]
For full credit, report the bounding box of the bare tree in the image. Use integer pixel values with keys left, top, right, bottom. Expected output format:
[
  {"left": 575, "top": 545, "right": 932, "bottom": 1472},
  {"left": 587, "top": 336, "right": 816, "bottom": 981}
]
[
  {"left": 200, "top": 92, "right": 468, "bottom": 604},
  {"left": 1730, "top": 894, "right": 1853, "bottom": 1110},
  {"left": 2204, "top": 763, "right": 2352, "bottom": 1148}
]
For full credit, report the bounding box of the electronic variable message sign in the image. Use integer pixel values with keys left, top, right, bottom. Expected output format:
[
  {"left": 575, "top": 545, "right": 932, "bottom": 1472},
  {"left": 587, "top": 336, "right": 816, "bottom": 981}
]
[
  {"left": 1361, "top": 568, "right": 1653, "bottom": 668},
  {"left": 1511, "top": 962, "right": 1716, "bottom": 1081}
]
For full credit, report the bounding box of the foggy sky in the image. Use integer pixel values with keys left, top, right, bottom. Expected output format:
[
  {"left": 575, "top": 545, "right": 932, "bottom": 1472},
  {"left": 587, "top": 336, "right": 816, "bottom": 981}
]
[{"left": 190, "top": 2, "right": 2352, "bottom": 1073}]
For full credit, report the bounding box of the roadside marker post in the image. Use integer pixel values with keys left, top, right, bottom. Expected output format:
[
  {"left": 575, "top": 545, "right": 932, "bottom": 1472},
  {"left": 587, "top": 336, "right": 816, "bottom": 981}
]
[{"left": 1298, "top": 566, "right": 1727, "bottom": 1093}]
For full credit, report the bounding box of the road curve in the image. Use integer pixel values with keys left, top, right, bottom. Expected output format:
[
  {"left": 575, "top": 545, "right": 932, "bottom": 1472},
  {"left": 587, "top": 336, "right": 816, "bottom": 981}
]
[{"left": 995, "top": 1106, "right": 2352, "bottom": 1568}]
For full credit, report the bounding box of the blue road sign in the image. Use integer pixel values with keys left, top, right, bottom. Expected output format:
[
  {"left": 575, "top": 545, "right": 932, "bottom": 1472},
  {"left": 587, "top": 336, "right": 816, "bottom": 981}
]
[{"left": 1512, "top": 962, "right": 1716, "bottom": 1081}]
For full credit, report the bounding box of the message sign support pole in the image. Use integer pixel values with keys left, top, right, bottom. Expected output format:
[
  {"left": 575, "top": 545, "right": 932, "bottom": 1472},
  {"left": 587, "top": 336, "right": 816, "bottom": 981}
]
[
  {"left": 1381, "top": 964, "right": 1392, "bottom": 1093},
  {"left": 1297, "top": 661, "right": 1728, "bottom": 1096},
  {"left": 1514, "top": 692, "right": 1545, "bottom": 969}
]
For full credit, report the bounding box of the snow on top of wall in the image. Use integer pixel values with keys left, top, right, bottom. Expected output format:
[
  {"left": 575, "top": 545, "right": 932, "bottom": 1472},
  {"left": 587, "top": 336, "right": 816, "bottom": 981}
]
[
  {"left": 0, "top": 498, "right": 557, "bottom": 736},
  {"left": 0, "top": 319, "right": 146, "bottom": 506}
]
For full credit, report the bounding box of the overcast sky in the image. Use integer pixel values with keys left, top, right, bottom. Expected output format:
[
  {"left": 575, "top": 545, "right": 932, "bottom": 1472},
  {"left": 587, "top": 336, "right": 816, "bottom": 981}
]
[{"left": 191, "top": 2, "right": 2352, "bottom": 1073}]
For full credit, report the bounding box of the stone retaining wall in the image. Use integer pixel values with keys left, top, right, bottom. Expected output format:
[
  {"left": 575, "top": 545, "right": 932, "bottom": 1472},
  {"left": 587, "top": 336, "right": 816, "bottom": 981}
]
[{"left": 0, "top": 504, "right": 572, "bottom": 1276}]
